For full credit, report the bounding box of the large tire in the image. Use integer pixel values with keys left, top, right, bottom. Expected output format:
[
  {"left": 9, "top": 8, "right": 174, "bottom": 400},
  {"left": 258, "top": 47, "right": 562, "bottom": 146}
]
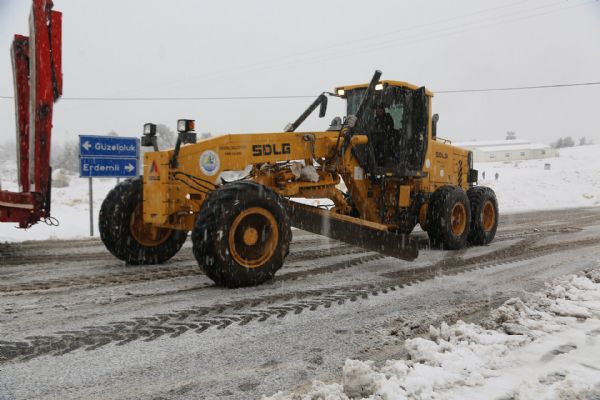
[
  {"left": 99, "top": 177, "right": 187, "bottom": 264},
  {"left": 467, "top": 186, "right": 499, "bottom": 245},
  {"left": 427, "top": 186, "right": 471, "bottom": 250},
  {"left": 192, "top": 181, "right": 292, "bottom": 288}
]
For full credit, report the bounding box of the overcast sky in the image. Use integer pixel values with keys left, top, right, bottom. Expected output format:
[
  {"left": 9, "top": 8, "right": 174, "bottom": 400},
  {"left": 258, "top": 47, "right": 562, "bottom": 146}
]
[{"left": 0, "top": 0, "right": 599, "bottom": 145}]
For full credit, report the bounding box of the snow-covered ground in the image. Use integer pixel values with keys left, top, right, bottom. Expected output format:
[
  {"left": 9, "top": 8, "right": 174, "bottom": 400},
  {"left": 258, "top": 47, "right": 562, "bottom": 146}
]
[
  {"left": 478, "top": 144, "right": 600, "bottom": 212},
  {"left": 264, "top": 269, "right": 600, "bottom": 400},
  {"left": 0, "top": 144, "right": 599, "bottom": 242},
  {"left": 0, "top": 163, "right": 122, "bottom": 242}
]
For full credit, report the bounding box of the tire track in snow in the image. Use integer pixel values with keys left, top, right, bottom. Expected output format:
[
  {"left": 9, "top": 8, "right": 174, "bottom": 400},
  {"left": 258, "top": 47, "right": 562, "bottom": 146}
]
[
  {"left": 3, "top": 235, "right": 599, "bottom": 363},
  {"left": 0, "top": 244, "right": 363, "bottom": 294}
]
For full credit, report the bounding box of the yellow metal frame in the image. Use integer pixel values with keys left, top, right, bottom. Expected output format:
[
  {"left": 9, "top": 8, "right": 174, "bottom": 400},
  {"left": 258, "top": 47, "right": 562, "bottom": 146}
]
[
  {"left": 335, "top": 80, "right": 435, "bottom": 97},
  {"left": 142, "top": 81, "right": 471, "bottom": 232}
]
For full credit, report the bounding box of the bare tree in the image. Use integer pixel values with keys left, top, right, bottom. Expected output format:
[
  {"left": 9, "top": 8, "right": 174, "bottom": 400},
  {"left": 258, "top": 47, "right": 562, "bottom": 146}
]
[
  {"left": 551, "top": 136, "right": 575, "bottom": 149},
  {"left": 51, "top": 139, "right": 80, "bottom": 173},
  {"left": 156, "top": 124, "right": 177, "bottom": 149}
]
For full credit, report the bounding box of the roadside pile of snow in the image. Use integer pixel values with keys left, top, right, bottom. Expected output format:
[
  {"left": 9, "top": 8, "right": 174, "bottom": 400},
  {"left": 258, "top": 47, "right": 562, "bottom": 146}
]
[
  {"left": 264, "top": 269, "right": 600, "bottom": 400},
  {"left": 476, "top": 144, "right": 600, "bottom": 212}
]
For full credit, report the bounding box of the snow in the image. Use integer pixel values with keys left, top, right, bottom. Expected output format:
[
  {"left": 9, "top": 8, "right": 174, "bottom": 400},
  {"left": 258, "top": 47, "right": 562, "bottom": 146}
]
[
  {"left": 455, "top": 139, "right": 532, "bottom": 148},
  {"left": 478, "top": 144, "right": 600, "bottom": 212},
  {"left": 455, "top": 139, "right": 550, "bottom": 151},
  {"left": 263, "top": 269, "right": 600, "bottom": 400},
  {"left": 1, "top": 144, "right": 599, "bottom": 242},
  {"left": 0, "top": 161, "right": 122, "bottom": 242},
  {"left": 474, "top": 142, "right": 549, "bottom": 152}
]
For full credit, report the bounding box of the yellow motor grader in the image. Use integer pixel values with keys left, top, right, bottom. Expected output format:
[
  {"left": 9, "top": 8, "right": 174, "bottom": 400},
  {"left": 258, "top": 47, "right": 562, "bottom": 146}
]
[{"left": 99, "top": 71, "right": 498, "bottom": 287}]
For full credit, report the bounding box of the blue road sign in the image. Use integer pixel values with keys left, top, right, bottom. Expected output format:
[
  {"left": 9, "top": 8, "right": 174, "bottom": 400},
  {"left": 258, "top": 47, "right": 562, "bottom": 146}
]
[
  {"left": 79, "top": 135, "right": 140, "bottom": 178},
  {"left": 79, "top": 157, "right": 138, "bottom": 178},
  {"left": 79, "top": 135, "right": 139, "bottom": 158}
]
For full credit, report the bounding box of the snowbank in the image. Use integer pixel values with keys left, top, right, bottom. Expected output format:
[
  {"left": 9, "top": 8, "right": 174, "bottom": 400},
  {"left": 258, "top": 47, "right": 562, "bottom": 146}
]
[
  {"left": 264, "top": 269, "right": 600, "bottom": 399},
  {"left": 476, "top": 144, "right": 600, "bottom": 212}
]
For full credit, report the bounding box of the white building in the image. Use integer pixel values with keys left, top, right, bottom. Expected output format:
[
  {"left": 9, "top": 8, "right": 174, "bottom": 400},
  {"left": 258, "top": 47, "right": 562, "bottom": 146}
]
[{"left": 454, "top": 139, "right": 559, "bottom": 163}]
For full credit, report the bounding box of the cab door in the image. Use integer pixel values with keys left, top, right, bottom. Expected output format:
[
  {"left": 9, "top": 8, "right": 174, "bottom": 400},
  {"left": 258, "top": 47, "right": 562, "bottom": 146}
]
[{"left": 400, "top": 86, "right": 429, "bottom": 175}]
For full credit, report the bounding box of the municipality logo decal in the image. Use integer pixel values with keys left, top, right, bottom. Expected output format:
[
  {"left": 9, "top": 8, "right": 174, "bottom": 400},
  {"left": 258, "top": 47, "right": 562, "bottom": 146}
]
[{"left": 199, "top": 150, "right": 220, "bottom": 176}]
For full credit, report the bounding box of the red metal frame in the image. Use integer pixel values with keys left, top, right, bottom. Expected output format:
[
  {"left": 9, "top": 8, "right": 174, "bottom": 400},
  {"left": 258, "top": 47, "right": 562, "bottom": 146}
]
[
  {"left": 12, "top": 35, "right": 30, "bottom": 193},
  {"left": 0, "top": 0, "right": 62, "bottom": 228}
]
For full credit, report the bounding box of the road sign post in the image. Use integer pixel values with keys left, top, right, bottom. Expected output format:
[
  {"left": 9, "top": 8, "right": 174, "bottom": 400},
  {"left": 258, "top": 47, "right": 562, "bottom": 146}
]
[
  {"left": 79, "top": 135, "right": 140, "bottom": 237},
  {"left": 89, "top": 177, "right": 93, "bottom": 236}
]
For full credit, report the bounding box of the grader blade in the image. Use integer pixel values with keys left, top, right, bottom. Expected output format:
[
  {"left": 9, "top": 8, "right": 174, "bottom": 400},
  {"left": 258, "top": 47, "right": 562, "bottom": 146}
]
[{"left": 284, "top": 200, "right": 418, "bottom": 261}]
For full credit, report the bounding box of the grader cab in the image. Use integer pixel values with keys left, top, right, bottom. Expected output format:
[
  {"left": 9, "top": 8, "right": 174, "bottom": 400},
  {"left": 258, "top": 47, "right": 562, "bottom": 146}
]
[{"left": 99, "top": 71, "right": 498, "bottom": 288}]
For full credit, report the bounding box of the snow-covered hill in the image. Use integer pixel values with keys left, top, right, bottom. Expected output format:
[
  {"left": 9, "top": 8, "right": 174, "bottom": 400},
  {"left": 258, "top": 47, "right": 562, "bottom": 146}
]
[
  {"left": 1, "top": 145, "right": 598, "bottom": 242},
  {"left": 476, "top": 144, "right": 600, "bottom": 212}
]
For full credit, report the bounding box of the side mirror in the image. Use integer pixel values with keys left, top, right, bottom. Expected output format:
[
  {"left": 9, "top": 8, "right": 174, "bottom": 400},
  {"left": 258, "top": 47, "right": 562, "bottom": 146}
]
[
  {"left": 318, "top": 95, "right": 328, "bottom": 118},
  {"left": 432, "top": 113, "right": 439, "bottom": 138}
]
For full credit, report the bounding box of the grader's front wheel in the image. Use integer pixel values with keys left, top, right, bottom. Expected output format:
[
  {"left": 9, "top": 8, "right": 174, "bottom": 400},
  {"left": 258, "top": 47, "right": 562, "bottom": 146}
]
[
  {"left": 192, "top": 181, "right": 292, "bottom": 288},
  {"left": 99, "top": 177, "right": 188, "bottom": 264}
]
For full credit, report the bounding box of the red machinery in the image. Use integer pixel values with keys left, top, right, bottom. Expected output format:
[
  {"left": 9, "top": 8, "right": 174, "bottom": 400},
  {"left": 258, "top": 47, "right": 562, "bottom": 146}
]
[{"left": 0, "top": 0, "right": 62, "bottom": 228}]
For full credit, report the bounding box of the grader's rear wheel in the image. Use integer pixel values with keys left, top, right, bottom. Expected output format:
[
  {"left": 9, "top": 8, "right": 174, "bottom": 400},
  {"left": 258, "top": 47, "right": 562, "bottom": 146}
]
[
  {"left": 99, "top": 177, "right": 188, "bottom": 264},
  {"left": 192, "top": 181, "right": 292, "bottom": 288},
  {"left": 426, "top": 186, "right": 471, "bottom": 250},
  {"left": 450, "top": 202, "right": 468, "bottom": 236},
  {"left": 467, "top": 186, "right": 499, "bottom": 245}
]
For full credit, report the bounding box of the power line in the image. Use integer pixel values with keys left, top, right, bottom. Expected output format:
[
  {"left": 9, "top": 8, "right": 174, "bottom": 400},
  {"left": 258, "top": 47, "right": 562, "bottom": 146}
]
[
  {"left": 145, "top": 0, "right": 592, "bottom": 92},
  {"left": 1, "top": 0, "right": 589, "bottom": 103},
  {"left": 436, "top": 81, "right": 600, "bottom": 94},
  {"left": 233, "top": 0, "right": 594, "bottom": 81},
  {"left": 0, "top": 1, "right": 593, "bottom": 102},
  {"left": 148, "top": 0, "right": 536, "bottom": 91},
  {"left": 1, "top": 81, "right": 599, "bottom": 102},
  {"left": 0, "top": 94, "right": 317, "bottom": 101}
]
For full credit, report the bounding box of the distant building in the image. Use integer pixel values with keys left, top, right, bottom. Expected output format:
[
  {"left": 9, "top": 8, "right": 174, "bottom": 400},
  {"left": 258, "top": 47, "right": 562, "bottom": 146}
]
[{"left": 455, "top": 139, "right": 559, "bottom": 163}]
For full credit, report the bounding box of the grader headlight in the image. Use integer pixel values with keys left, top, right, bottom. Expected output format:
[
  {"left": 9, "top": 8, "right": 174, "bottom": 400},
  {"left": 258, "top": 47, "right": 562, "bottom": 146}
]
[
  {"left": 336, "top": 89, "right": 345, "bottom": 96},
  {"left": 143, "top": 123, "right": 157, "bottom": 136},
  {"left": 177, "top": 119, "right": 195, "bottom": 133},
  {"left": 141, "top": 123, "right": 158, "bottom": 149},
  {"left": 176, "top": 119, "right": 197, "bottom": 145}
]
